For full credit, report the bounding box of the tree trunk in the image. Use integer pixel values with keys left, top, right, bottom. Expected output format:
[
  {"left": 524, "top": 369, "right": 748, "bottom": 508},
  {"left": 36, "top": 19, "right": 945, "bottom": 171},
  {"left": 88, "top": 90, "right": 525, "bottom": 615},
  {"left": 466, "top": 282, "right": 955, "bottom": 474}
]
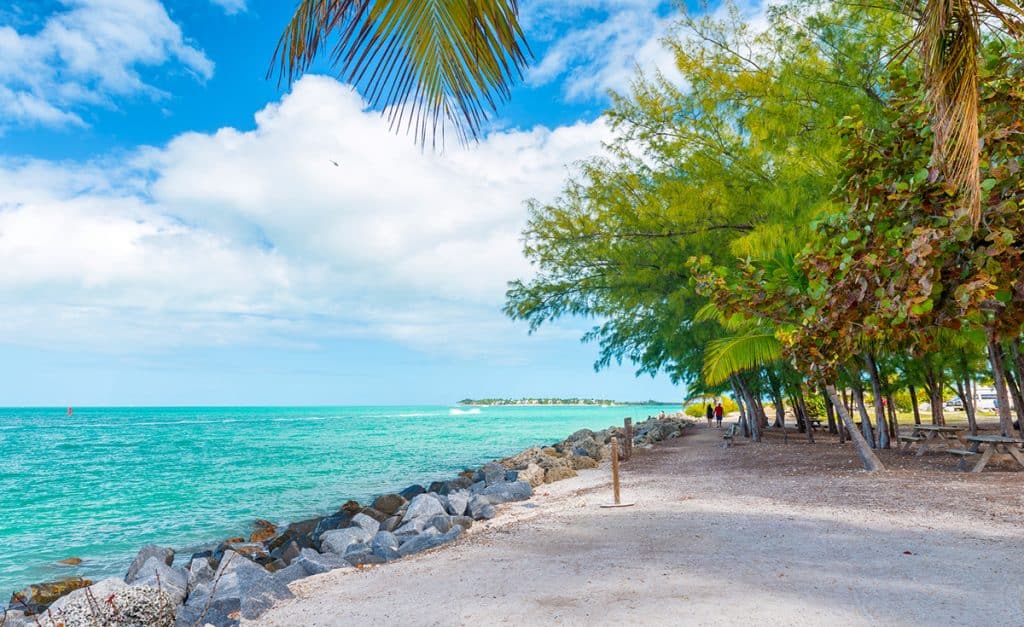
[
  {"left": 822, "top": 386, "right": 838, "bottom": 435},
  {"left": 1010, "top": 340, "right": 1024, "bottom": 436},
  {"left": 736, "top": 376, "right": 762, "bottom": 443},
  {"left": 864, "top": 353, "right": 890, "bottom": 449},
  {"left": 955, "top": 378, "right": 978, "bottom": 436},
  {"left": 908, "top": 384, "right": 922, "bottom": 425},
  {"left": 985, "top": 329, "right": 1016, "bottom": 436},
  {"left": 797, "top": 387, "right": 814, "bottom": 443},
  {"left": 850, "top": 383, "right": 875, "bottom": 447},
  {"left": 731, "top": 377, "right": 750, "bottom": 438},
  {"left": 923, "top": 366, "right": 945, "bottom": 426},
  {"left": 825, "top": 384, "right": 884, "bottom": 472},
  {"left": 767, "top": 369, "right": 785, "bottom": 429},
  {"left": 885, "top": 392, "right": 900, "bottom": 442},
  {"left": 1003, "top": 360, "right": 1024, "bottom": 431}
]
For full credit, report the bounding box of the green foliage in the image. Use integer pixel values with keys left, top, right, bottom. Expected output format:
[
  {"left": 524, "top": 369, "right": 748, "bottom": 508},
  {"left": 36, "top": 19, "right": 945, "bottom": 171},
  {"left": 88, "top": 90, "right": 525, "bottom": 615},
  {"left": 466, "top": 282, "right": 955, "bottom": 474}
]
[{"left": 684, "top": 397, "right": 738, "bottom": 417}]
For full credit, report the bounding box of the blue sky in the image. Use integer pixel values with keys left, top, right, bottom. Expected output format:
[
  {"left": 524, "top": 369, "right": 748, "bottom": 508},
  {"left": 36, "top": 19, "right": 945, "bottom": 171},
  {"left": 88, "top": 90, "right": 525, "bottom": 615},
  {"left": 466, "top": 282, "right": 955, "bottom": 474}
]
[{"left": 0, "top": 0, "right": 760, "bottom": 406}]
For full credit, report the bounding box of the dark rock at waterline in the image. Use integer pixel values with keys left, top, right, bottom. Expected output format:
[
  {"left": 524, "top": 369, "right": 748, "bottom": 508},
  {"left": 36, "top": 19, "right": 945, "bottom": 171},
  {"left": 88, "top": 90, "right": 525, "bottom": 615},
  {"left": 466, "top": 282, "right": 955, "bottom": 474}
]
[
  {"left": 372, "top": 493, "right": 407, "bottom": 516},
  {"left": 188, "top": 550, "right": 214, "bottom": 570},
  {"left": 8, "top": 577, "right": 92, "bottom": 615},
  {"left": 359, "top": 507, "right": 388, "bottom": 523},
  {"left": 340, "top": 500, "right": 362, "bottom": 516},
  {"left": 270, "top": 540, "right": 301, "bottom": 566},
  {"left": 176, "top": 550, "right": 293, "bottom": 627},
  {"left": 399, "top": 484, "right": 426, "bottom": 500},
  {"left": 397, "top": 527, "right": 462, "bottom": 557},
  {"left": 438, "top": 476, "right": 474, "bottom": 494},
  {"left": 310, "top": 512, "right": 353, "bottom": 549},
  {"left": 267, "top": 516, "right": 320, "bottom": 552},
  {"left": 124, "top": 545, "right": 173, "bottom": 583},
  {"left": 427, "top": 480, "right": 446, "bottom": 493},
  {"left": 504, "top": 470, "right": 519, "bottom": 482}
]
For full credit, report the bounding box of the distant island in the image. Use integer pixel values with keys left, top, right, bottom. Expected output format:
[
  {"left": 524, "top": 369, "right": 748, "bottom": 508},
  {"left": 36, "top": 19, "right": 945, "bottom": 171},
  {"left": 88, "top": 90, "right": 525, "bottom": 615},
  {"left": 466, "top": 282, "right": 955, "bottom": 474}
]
[{"left": 457, "top": 398, "right": 676, "bottom": 407}]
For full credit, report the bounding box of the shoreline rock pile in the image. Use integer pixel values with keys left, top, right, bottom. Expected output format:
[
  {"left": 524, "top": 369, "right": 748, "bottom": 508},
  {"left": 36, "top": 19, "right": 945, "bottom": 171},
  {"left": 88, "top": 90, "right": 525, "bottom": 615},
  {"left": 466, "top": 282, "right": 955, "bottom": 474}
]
[{"left": 4, "top": 414, "right": 690, "bottom": 627}]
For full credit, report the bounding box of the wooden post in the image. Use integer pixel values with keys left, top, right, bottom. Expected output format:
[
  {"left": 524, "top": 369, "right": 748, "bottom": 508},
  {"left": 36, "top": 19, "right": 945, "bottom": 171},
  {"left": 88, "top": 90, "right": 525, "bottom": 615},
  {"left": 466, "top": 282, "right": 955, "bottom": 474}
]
[
  {"left": 610, "top": 436, "right": 621, "bottom": 505},
  {"left": 623, "top": 418, "right": 633, "bottom": 461}
]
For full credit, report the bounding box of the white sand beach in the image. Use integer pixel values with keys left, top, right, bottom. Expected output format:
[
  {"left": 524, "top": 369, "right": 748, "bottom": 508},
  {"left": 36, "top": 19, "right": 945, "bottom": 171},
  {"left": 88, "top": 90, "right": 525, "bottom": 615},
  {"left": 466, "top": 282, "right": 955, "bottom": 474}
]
[{"left": 253, "top": 425, "right": 1024, "bottom": 625}]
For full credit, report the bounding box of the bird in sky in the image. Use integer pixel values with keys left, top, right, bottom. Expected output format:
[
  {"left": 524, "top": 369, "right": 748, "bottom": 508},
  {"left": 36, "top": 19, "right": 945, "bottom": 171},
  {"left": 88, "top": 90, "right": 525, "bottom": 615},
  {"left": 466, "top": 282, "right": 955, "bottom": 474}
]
[{"left": 329, "top": 160, "right": 339, "bottom": 167}]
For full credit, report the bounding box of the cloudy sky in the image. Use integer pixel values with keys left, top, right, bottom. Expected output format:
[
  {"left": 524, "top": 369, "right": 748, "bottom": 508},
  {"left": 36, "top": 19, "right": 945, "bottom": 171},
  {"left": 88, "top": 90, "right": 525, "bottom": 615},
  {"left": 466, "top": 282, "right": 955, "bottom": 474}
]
[{"left": 0, "top": 0, "right": 728, "bottom": 406}]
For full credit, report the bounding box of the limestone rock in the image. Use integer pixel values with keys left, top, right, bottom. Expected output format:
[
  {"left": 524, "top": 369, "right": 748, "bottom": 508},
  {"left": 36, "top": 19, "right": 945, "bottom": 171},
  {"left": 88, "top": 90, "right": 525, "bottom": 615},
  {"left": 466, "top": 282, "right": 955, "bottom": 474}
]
[
  {"left": 518, "top": 463, "right": 546, "bottom": 487},
  {"left": 571, "top": 455, "right": 599, "bottom": 470},
  {"left": 44, "top": 585, "right": 175, "bottom": 627},
  {"left": 9, "top": 578, "right": 93, "bottom": 616},
  {"left": 43, "top": 577, "right": 126, "bottom": 619},
  {"left": 545, "top": 466, "right": 578, "bottom": 483}
]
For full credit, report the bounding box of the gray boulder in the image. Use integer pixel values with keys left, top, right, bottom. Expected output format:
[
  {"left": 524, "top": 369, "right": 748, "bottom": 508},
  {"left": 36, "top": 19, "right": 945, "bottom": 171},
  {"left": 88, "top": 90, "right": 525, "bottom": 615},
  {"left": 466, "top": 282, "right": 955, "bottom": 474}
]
[
  {"left": 451, "top": 516, "right": 474, "bottom": 531},
  {"left": 188, "top": 556, "right": 215, "bottom": 596},
  {"left": 468, "top": 495, "right": 496, "bottom": 520},
  {"left": 292, "top": 548, "right": 351, "bottom": 575},
  {"left": 272, "top": 561, "right": 309, "bottom": 586},
  {"left": 350, "top": 513, "right": 380, "bottom": 536},
  {"left": 397, "top": 527, "right": 462, "bottom": 557},
  {"left": 468, "top": 480, "right": 486, "bottom": 494},
  {"left": 370, "top": 531, "right": 400, "bottom": 561},
  {"left": 481, "top": 480, "right": 532, "bottom": 504},
  {"left": 133, "top": 557, "right": 188, "bottom": 605},
  {"left": 124, "top": 545, "right": 174, "bottom": 583},
  {"left": 445, "top": 489, "right": 469, "bottom": 516},
  {"left": 571, "top": 436, "right": 602, "bottom": 460},
  {"left": 270, "top": 539, "right": 301, "bottom": 566},
  {"left": 438, "top": 476, "right": 473, "bottom": 494},
  {"left": 425, "top": 514, "right": 453, "bottom": 534},
  {"left": 310, "top": 512, "right": 351, "bottom": 549},
  {"left": 568, "top": 428, "right": 595, "bottom": 442},
  {"left": 380, "top": 515, "right": 402, "bottom": 533},
  {"left": 481, "top": 462, "right": 506, "bottom": 486},
  {"left": 401, "top": 493, "right": 447, "bottom": 523},
  {"left": 176, "top": 550, "right": 292, "bottom": 626},
  {"left": 320, "top": 526, "right": 372, "bottom": 555}
]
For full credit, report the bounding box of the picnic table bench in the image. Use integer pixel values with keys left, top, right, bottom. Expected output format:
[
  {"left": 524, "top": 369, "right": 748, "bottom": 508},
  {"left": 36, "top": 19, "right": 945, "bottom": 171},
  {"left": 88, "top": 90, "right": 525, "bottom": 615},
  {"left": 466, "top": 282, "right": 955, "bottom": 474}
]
[
  {"left": 959, "top": 435, "right": 1024, "bottom": 472},
  {"left": 722, "top": 424, "right": 738, "bottom": 448},
  {"left": 808, "top": 418, "right": 823, "bottom": 431},
  {"left": 908, "top": 424, "right": 964, "bottom": 456}
]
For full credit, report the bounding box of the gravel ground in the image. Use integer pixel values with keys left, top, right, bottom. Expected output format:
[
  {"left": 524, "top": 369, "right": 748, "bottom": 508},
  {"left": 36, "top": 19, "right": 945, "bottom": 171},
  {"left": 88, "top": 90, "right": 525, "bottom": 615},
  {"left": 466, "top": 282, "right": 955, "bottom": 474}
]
[{"left": 253, "top": 421, "right": 1024, "bottom": 626}]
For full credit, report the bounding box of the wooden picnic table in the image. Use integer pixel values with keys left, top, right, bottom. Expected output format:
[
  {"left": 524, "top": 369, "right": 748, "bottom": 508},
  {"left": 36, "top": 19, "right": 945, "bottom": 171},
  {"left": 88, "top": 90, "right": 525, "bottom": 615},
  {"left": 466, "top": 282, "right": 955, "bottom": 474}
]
[
  {"left": 961, "top": 435, "right": 1024, "bottom": 473},
  {"left": 903, "top": 424, "right": 965, "bottom": 456}
]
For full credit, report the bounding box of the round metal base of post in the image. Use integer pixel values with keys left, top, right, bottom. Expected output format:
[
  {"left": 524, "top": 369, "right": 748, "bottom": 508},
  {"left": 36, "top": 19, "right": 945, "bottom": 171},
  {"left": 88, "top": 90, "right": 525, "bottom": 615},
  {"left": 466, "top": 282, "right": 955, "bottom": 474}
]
[{"left": 599, "top": 502, "right": 636, "bottom": 508}]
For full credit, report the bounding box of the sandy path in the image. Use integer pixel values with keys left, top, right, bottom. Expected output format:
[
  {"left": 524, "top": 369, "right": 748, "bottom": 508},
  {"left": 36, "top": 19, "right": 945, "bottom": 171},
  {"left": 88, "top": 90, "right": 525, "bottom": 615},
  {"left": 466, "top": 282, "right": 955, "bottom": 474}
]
[{"left": 254, "top": 426, "right": 1024, "bottom": 626}]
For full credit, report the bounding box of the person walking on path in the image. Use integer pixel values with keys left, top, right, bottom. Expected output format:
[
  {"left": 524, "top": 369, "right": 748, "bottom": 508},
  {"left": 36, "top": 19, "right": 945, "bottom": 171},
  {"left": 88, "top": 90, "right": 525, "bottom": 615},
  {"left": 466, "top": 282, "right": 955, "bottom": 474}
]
[
  {"left": 706, "top": 403, "right": 714, "bottom": 428},
  {"left": 715, "top": 402, "right": 724, "bottom": 428}
]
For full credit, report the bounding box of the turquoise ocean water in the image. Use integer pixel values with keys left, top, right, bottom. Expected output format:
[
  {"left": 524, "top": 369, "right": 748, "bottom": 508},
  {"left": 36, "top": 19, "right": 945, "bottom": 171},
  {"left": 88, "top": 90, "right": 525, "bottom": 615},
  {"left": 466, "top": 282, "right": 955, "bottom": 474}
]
[{"left": 0, "top": 405, "right": 667, "bottom": 595}]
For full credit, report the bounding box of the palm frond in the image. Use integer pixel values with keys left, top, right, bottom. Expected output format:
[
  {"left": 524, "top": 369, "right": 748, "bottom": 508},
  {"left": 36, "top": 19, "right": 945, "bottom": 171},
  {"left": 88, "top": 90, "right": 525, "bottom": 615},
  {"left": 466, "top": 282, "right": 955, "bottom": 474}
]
[
  {"left": 912, "top": 0, "right": 1024, "bottom": 223},
  {"left": 271, "top": 0, "right": 530, "bottom": 147},
  {"left": 702, "top": 332, "right": 783, "bottom": 386}
]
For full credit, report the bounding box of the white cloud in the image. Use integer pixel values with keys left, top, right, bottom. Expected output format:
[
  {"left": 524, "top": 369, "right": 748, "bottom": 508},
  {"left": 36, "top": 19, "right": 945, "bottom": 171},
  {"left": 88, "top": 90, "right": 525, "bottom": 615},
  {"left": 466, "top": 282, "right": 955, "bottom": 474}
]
[
  {"left": 209, "top": 0, "right": 247, "bottom": 15},
  {"left": 522, "top": 0, "right": 683, "bottom": 99},
  {"left": 0, "top": 76, "right": 610, "bottom": 356},
  {"left": 0, "top": 0, "right": 213, "bottom": 129}
]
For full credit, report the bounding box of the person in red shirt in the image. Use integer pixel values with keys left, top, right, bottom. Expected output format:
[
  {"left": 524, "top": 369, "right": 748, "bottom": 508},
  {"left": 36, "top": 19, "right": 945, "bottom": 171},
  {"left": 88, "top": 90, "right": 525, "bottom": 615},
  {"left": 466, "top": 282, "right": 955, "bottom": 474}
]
[{"left": 714, "top": 402, "right": 724, "bottom": 428}]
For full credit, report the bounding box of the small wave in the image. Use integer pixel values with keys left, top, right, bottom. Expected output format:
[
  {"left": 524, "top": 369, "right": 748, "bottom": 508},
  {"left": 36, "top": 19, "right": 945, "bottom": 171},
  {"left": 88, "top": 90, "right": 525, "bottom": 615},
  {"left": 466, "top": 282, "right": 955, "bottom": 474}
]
[
  {"left": 449, "top": 408, "right": 481, "bottom": 415},
  {"left": 394, "top": 412, "right": 435, "bottom": 417},
  {"left": 270, "top": 416, "right": 327, "bottom": 422}
]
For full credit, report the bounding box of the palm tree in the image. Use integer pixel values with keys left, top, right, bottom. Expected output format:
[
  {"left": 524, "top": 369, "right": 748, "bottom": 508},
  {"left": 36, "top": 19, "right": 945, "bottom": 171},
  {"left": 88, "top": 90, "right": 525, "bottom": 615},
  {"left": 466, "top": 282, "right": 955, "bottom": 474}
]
[{"left": 271, "top": 0, "right": 530, "bottom": 147}]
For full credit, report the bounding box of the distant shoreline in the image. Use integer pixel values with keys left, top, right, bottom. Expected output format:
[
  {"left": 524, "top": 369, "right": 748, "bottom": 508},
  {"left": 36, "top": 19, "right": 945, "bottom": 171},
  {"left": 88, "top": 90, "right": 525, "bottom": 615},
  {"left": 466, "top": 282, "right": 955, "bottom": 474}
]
[{"left": 457, "top": 399, "right": 678, "bottom": 407}]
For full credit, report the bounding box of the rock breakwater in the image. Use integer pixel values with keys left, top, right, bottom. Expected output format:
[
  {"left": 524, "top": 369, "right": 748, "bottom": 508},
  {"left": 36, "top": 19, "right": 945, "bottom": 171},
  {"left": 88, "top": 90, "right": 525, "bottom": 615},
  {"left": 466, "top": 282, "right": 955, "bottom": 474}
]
[{"left": 3, "top": 415, "right": 690, "bottom": 627}]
